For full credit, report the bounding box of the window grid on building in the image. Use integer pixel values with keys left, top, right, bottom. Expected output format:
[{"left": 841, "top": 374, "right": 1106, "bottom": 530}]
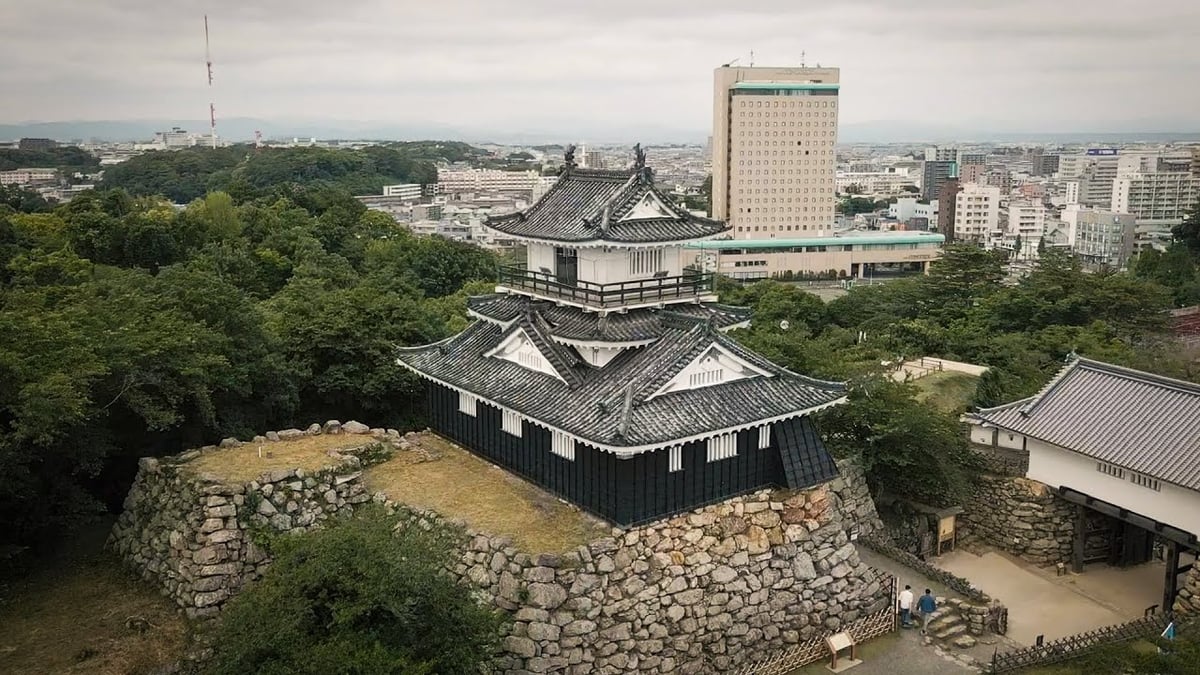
[
  {"left": 501, "top": 410, "right": 523, "bottom": 437},
  {"left": 758, "top": 424, "right": 771, "bottom": 449},
  {"left": 1096, "top": 461, "right": 1124, "bottom": 479},
  {"left": 1128, "top": 471, "right": 1160, "bottom": 491},
  {"left": 550, "top": 430, "right": 574, "bottom": 460},
  {"left": 458, "top": 392, "right": 477, "bottom": 416},
  {"left": 629, "top": 249, "right": 664, "bottom": 276},
  {"left": 706, "top": 433, "right": 737, "bottom": 462},
  {"left": 669, "top": 446, "right": 683, "bottom": 472}
]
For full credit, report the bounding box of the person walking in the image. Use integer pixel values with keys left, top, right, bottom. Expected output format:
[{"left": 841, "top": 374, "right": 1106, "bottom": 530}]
[
  {"left": 898, "top": 585, "right": 914, "bottom": 628},
  {"left": 918, "top": 589, "right": 937, "bottom": 634}
]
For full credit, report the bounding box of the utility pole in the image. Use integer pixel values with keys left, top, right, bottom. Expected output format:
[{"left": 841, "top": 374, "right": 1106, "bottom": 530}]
[{"left": 205, "top": 16, "right": 216, "bottom": 149}]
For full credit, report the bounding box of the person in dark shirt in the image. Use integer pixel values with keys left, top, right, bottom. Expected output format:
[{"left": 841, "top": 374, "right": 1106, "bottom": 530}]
[{"left": 917, "top": 589, "right": 937, "bottom": 634}]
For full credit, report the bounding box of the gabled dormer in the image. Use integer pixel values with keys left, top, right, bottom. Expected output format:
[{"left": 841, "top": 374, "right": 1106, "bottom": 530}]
[{"left": 649, "top": 343, "right": 773, "bottom": 399}]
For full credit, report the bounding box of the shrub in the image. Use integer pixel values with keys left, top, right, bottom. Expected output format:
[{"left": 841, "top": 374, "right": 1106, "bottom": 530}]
[{"left": 209, "top": 508, "right": 503, "bottom": 675}]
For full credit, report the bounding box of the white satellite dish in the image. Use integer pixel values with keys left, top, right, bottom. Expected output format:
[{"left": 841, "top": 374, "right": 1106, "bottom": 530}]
[{"left": 779, "top": 320, "right": 790, "bottom": 331}]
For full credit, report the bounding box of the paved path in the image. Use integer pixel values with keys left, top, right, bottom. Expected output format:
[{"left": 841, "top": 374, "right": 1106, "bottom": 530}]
[
  {"left": 937, "top": 549, "right": 1125, "bottom": 645},
  {"left": 789, "top": 628, "right": 978, "bottom": 675}
]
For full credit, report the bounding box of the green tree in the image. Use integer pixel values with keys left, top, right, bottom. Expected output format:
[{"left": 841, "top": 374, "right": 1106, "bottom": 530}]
[
  {"left": 820, "top": 376, "right": 982, "bottom": 506},
  {"left": 1173, "top": 204, "right": 1200, "bottom": 255},
  {"left": 209, "top": 509, "right": 504, "bottom": 675}
]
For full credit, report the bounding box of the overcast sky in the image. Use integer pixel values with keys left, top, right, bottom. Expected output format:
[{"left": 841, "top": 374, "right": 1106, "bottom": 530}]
[{"left": 2, "top": 0, "right": 1198, "bottom": 136}]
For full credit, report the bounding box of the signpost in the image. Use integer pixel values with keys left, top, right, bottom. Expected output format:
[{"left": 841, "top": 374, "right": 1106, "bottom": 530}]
[{"left": 825, "top": 631, "right": 862, "bottom": 672}]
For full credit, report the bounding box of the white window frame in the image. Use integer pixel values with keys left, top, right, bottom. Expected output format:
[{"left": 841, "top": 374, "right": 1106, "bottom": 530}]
[
  {"left": 706, "top": 433, "right": 737, "bottom": 462},
  {"left": 669, "top": 446, "right": 683, "bottom": 472},
  {"left": 758, "top": 424, "right": 771, "bottom": 449},
  {"left": 501, "top": 410, "right": 523, "bottom": 437},
  {"left": 458, "top": 392, "right": 477, "bottom": 416},
  {"left": 551, "top": 430, "right": 575, "bottom": 460},
  {"left": 629, "top": 248, "right": 664, "bottom": 277}
]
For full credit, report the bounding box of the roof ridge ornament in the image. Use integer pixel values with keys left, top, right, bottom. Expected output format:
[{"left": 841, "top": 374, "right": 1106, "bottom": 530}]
[
  {"left": 632, "top": 143, "right": 651, "bottom": 184},
  {"left": 563, "top": 144, "right": 577, "bottom": 174}
]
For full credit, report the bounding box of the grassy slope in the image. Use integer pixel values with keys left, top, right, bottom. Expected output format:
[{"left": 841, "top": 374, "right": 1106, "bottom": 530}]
[
  {"left": 0, "top": 524, "right": 188, "bottom": 675},
  {"left": 912, "top": 371, "right": 981, "bottom": 413}
]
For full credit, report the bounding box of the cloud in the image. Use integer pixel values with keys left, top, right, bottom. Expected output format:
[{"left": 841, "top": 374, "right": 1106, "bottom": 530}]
[{"left": 1, "top": 0, "right": 1197, "bottom": 137}]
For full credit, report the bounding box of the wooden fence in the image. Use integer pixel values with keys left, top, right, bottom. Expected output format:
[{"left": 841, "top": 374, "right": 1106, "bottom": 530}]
[
  {"left": 987, "top": 613, "right": 1176, "bottom": 673},
  {"left": 731, "top": 573, "right": 897, "bottom": 675}
]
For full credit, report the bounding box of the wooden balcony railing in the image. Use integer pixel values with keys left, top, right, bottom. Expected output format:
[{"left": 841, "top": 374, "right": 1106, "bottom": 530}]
[{"left": 498, "top": 266, "right": 714, "bottom": 309}]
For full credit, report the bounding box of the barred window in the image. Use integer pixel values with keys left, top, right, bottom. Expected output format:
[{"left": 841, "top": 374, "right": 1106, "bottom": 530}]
[
  {"left": 458, "top": 392, "right": 477, "bottom": 416},
  {"left": 706, "top": 433, "right": 737, "bottom": 462},
  {"left": 669, "top": 446, "right": 683, "bottom": 472},
  {"left": 501, "top": 410, "right": 523, "bottom": 437},
  {"left": 758, "top": 425, "right": 772, "bottom": 449},
  {"left": 629, "top": 249, "right": 664, "bottom": 276},
  {"left": 1096, "top": 462, "right": 1124, "bottom": 479},
  {"left": 551, "top": 431, "right": 574, "bottom": 460}
]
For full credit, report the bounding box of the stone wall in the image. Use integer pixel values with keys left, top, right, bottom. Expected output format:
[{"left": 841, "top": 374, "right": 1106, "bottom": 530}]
[
  {"left": 428, "top": 484, "right": 891, "bottom": 674},
  {"left": 111, "top": 428, "right": 889, "bottom": 673},
  {"left": 1175, "top": 565, "right": 1200, "bottom": 616},
  {"left": 107, "top": 422, "right": 389, "bottom": 617},
  {"left": 958, "top": 476, "right": 1075, "bottom": 566},
  {"left": 830, "top": 458, "right": 884, "bottom": 538}
]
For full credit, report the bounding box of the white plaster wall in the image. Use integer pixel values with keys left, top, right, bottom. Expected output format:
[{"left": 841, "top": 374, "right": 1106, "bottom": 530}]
[
  {"left": 969, "top": 424, "right": 996, "bottom": 446},
  {"left": 1027, "top": 439, "right": 1200, "bottom": 538},
  {"left": 527, "top": 243, "right": 555, "bottom": 274},
  {"left": 996, "top": 430, "right": 1025, "bottom": 451}
]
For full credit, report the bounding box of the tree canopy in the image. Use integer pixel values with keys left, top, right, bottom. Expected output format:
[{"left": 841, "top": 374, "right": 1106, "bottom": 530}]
[
  {"left": 0, "top": 184, "right": 495, "bottom": 551},
  {"left": 209, "top": 509, "right": 504, "bottom": 675}
]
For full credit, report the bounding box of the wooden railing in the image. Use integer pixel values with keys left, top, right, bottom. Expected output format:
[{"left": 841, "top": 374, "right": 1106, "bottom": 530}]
[
  {"left": 498, "top": 265, "right": 713, "bottom": 309},
  {"left": 987, "top": 613, "right": 1179, "bottom": 673}
]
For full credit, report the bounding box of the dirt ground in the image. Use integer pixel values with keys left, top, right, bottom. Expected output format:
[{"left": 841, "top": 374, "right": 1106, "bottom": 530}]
[
  {"left": 0, "top": 523, "right": 188, "bottom": 675},
  {"left": 364, "top": 433, "right": 611, "bottom": 554}
]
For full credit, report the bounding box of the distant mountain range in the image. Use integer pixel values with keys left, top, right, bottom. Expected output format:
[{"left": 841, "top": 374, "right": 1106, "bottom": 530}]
[{"left": 2, "top": 118, "right": 1197, "bottom": 146}]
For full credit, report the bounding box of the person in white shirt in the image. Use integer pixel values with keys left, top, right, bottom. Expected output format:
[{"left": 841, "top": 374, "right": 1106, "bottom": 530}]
[{"left": 898, "top": 584, "right": 915, "bottom": 628}]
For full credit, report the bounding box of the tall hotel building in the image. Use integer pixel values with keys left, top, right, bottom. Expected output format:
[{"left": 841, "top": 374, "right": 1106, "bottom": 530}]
[{"left": 711, "top": 66, "right": 840, "bottom": 239}]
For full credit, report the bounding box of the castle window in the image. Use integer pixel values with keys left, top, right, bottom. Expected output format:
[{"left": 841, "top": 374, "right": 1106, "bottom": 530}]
[
  {"left": 629, "top": 249, "right": 664, "bottom": 276},
  {"left": 502, "top": 410, "right": 523, "bottom": 437},
  {"left": 551, "top": 430, "right": 574, "bottom": 460},
  {"left": 758, "top": 424, "right": 772, "bottom": 449},
  {"left": 458, "top": 392, "right": 477, "bottom": 416},
  {"left": 669, "top": 446, "right": 682, "bottom": 472},
  {"left": 1128, "top": 471, "right": 1161, "bottom": 491},
  {"left": 1096, "top": 461, "right": 1124, "bottom": 479},
  {"left": 706, "top": 433, "right": 737, "bottom": 462}
]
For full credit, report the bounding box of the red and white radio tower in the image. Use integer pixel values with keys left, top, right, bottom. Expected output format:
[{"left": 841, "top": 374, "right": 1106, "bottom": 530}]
[{"left": 205, "top": 15, "right": 216, "bottom": 149}]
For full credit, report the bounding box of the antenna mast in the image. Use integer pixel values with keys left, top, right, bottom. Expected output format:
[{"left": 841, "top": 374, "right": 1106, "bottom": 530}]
[{"left": 205, "top": 15, "right": 216, "bottom": 149}]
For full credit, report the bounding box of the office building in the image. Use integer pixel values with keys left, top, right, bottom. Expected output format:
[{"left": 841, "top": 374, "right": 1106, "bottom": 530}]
[
  {"left": 18, "top": 138, "right": 58, "bottom": 151},
  {"left": 834, "top": 168, "right": 915, "bottom": 195},
  {"left": 921, "top": 160, "right": 958, "bottom": 201},
  {"left": 925, "top": 146, "right": 957, "bottom": 162},
  {"left": 711, "top": 65, "right": 840, "bottom": 238},
  {"left": 957, "top": 151, "right": 987, "bottom": 166},
  {"left": 381, "top": 183, "right": 422, "bottom": 201},
  {"left": 691, "top": 231, "right": 944, "bottom": 280},
  {"left": 152, "top": 127, "right": 197, "bottom": 148},
  {"left": 0, "top": 167, "right": 57, "bottom": 186},
  {"left": 437, "top": 168, "right": 543, "bottom": 196},
  {"left": 1111, "top": 171, "right": 1200, "bottom": 235},
  {"left": 959, "top": 162, "right": 987, "bottom": 185},
  {"left": 953, "top": 183, "right": 1002, "bottom": 245},
  {"left": 1059, "top": 150, "right": 1120, "bottom": 207},
  {"left": 937, "top": 179, "right": 962, "bottom": 242},
  {"left": 1062, "top": 206, "right": 1136, "bottom": 268}
]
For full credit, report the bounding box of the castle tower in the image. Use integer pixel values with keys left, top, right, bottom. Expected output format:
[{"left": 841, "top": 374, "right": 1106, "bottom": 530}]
[{"left": 397, "top": 146, "right": 846, "bottom": 525}]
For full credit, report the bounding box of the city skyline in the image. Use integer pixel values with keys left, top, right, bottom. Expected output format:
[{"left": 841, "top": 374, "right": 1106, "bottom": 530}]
[{"left": 2, "top": 0, "right": 1199, "bottom": 139}]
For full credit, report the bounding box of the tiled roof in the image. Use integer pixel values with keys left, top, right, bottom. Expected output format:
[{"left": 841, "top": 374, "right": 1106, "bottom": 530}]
[
  {"left": 484, "top": 166, "right": 730, "bottom": 244},
  {"left": 397, "top": 315, "right": 845, "bottom": 450},
  {"left": 467, "top": 294, "right": 751, "bottom": 342},
  {"left": 969, "top": 357, "right": 1200, "bottom": 491}
]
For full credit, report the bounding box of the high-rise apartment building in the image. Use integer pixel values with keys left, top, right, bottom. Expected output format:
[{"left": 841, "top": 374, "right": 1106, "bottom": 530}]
[
  {"left": 953, "top": 183, "right": 1001, "bottom": 245},
  {"left": 921, "top": 160, "right": 958, "bottom": 201},
  {"left": 997, "top": 201, "right": 1048, "bottom": 260},
  {"left": 937, "top": 179, "right": 962, "bottom": 242},
  {"left": 925, "top": 146, "right": 957, "bottom": 162},
  {"left": 1112, "top": 171, "right": 1200, "bottom": 234},
  {"left": 711, "top": 65, "right": 840, "bottom": 238}
]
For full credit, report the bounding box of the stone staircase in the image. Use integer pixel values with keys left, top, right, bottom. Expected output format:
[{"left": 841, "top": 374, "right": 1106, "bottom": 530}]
[{"left": 920, "top": 598, "right": 979, "bottom": 650}]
